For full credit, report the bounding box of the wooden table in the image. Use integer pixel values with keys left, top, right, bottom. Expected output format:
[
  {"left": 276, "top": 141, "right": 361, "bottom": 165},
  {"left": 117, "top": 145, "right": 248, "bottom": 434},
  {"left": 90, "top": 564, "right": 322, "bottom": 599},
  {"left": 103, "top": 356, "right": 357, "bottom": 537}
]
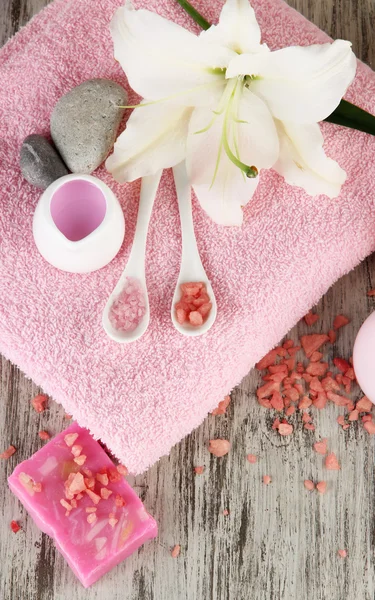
[{"left": 1, "top": 1, "right": 375, "bottom": 599}]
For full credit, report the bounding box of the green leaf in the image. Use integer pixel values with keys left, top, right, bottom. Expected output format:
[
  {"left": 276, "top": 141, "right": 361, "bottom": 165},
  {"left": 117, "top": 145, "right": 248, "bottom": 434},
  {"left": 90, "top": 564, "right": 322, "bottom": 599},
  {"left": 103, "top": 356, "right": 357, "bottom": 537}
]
[
  {"left": 175, "top": 0, "right": 375, "bottom": 137},
  {"left": 325, "top": 99, "right": 375, "bottom": 136},
  {"left": 175, "top": 0, "right": 210, "bottom": 30}
]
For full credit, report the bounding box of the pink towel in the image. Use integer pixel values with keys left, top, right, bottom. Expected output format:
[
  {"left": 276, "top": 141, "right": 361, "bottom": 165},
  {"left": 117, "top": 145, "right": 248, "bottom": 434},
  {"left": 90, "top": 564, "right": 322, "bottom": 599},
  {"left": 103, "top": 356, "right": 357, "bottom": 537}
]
[{"left": 1, "top": 0, "right": 375, "bottom": 474}]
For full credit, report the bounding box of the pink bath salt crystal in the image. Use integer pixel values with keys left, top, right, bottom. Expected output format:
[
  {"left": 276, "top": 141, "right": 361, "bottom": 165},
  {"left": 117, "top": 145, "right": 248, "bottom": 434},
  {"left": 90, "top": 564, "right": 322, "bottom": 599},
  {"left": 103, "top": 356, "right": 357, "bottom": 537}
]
[
  {"left": 211, "top": 395, "right": 231, "bottom": 415},
  {"left": 278, "top": 423, "right": 293, "bottom": 436},
  {"left": 362, "top": 415, "right": 372, "bottom": 423},
  {"left": 223, "top": 509, "right": 229, "bottom": 516},
  {"left": 116, "top": 464, "right": 128, "bottom": 477},
  {"left": 189, "top": 311, "right": 203, "bottom": 326},
  {"left": 64, "top": 433, "right": 79, "bottom": 447},
  {"left": 316, "top": 481, "right": 327, "bottom": 494},
  {"left": 325, "top": 452, "right": 340, "bottom": 470},
  {"left": 180, "top": 282, "right": 203, "bottom": 295},
  {"left": 176, "top": 308, "right": 187, "bottom": 324},
  {"left": 263, "top": 475, "right": 271, "bottom": 485},
  {"left": 283, "top": 339, "right": 294, "bottom": 349},
  {"left": 285, "top": 406, "right": 295, "bottom": 416},
  {"left": 327, "top": 392, "right": 349, "bottom": 407},
  {"left": 71, "top": 445, "right": 82, "bottom": 457},
  {"left": 338, "top": 549, "right": 347, "bottom": 558},
  {"left": 348, "top": 410, "right": 359, "bottom": 421},
  {"left": 333, "top": 314, "right": 350, "bottom": 330},
  {"left": 310, "top": 351, "right": 323, "bottom": 362},
  {"left": 171, "top": 544, "right": 181, "bottom": 558},
  {"left": 304, "top": 423, "right": 316, "bottom": 431},
  {"left": 109, "top": 277, "right": 147, "bottom": 333},
  {"left": 270, "top": 392, "right": 284, "bottom": 411},
  {"left": 76, "top": 493, "right": 83, "bottom": 500},
  {"left": 32, "top": 394, "right": 48, "bottom": 413},
  {"left": 8, "top": 423, "right": 158, "bottom": 588},
  {"left": 87, "top": 513, "right": 97, "bottom": 525},
  {"left": 337, "top": 415, "right": 346, "bottom": 427},
  {"left": 310, "top": 377, "right": 324, "bottom": 393},
  {"left": 364, "top": 421, "right": 375, "bottom": 434},
  {"left": 313, "top": 393, "right": 327, "bottom": 409},
  {"left": 272, "top": 418, "right": 281, "bottom": 430},
  {"left": 321, "top": 376, "right": 340, "bottom": 392},
  {"left": 11, "top": 520, "right": 21, "bottom": 533},
  {"left": 283, "top": 388, "right": 299, "bottom": 403},
  {"left": 100, "top": 488, "right": 113, "bottom": 500},
  {"left": 1, "top": 445, "right": 16, "bottom": 459},
  {"left": 85, "top": 507, "right": 97, "bottom": 513},
  {"left": 328, "top": 329, "right": 336, "bottom": 344},
  {"left": 38, "top": 431, "right": 51, "bottom": 441},
  {"left": 246, "top": 454, "right": 257, "bottom": 464},
  {"left": 74, "top": 455, "right": 87, "bottom": 466},
  {"left": 208, "top": 439, "right": 231, "bottom": 457},
  {"left": 298, "top": 396, "right": 312, "bottom": 410},
  {"left": 198, "top": 302, "right": 212, "bottom": 318},
  {"left": 108, "top": 467, "right": 122, "bottom": 483},
  {"left": 356, "top": 396, "right": 373, "bottom": 412},
  {"left": 64, "top": 414, "right": 73, "bottom": 420},
  {"left": 194, "top": 466, "right": 205, "bottom": 474},
  {"left": 84, "top": 476, "right": 95, "bottom": 489},
  {"left": 304, "top": 480, "right": 315, "bottom": 491},
  {"left": 257, "top": 382, "right": 281, "bottom": 400},
  {"left": 313, "top": 439, "right": 328, "bottom": 455},
  {"left": 96, "top": 472, "right": 109, "bottom": 486},
  {"left": 302, "top": 412, "right": 312, "bottom": 423}
]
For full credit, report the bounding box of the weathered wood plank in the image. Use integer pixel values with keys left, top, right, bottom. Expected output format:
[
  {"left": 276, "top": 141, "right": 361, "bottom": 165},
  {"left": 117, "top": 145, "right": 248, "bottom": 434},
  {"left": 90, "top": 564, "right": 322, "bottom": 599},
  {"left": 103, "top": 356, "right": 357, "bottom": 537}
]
[{"left": 1, "top": 1, "right": 375, "bottom": 599}]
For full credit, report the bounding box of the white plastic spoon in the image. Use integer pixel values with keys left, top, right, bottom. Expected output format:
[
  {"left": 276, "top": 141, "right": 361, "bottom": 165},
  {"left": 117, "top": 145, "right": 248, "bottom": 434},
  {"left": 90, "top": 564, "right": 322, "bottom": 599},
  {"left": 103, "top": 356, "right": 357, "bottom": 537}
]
[
  {"left": 171, "top": 161, "right": 217, "bottom": 336},
  {"left": 102, "top": 170, "right": 162, "bottom": 343}
]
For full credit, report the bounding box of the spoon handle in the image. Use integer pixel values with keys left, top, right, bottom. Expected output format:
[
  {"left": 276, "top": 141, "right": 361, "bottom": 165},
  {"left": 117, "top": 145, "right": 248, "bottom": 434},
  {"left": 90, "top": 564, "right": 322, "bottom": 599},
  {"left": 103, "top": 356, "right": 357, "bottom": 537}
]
[
  {"left": 173, "top": 162, "right": 204, "bottom": 278},
  {"left": 127, "top": 170, "right": 162, "bottom": 275}
]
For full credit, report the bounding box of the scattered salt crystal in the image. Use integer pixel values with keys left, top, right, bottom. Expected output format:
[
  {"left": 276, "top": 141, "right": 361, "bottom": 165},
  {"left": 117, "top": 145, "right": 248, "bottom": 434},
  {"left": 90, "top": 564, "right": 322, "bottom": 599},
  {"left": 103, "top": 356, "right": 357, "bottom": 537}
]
[
  {"left": 223, "top": 509, "right": 229, "bottom": 516},
  {"left": 304, "top": 423, "right": 315, "bottom": 431},
  {"left": 364, "top": 421, "right": 375, "bottom": 434},
  {"left": 109, "top": 277, "right": 147, "bottom": 333},
  {"left": 338, "top": 549, "right": 347, "bottom": 558},
  {"left": 38, "top": 431, "right": 50, "bottom": 441},
  {"left": 313, "top": 439, "right": 328, "bottom": 455},
  {"left": 325, "top": 452, "right": 340, "bottom": 470},
  {"left": 211, "top": 395, "right": 231, "bottom": 415},
  {"left": 194, "top": 466, "right": 205, "bottom": 474},
  {"left": 208, "top": 439, "right": 230, "bottom": 457},
  {"left": 246, "top": 454, "right": 257, "bottom": 464},
  {"left": 0, "top": 445, "right": 16, "bottom": 459},
  {"left": 304, "top": 480, "right": 315, "bottom": 491},
  {"left": 356, "top": 396, "right": 373, "bottom": 412},
  {"left": 10, "top": 520, "right": 21, "bottom": 533},
  {"left": 171, "top": 544, "right": 181, "bottom": 558},
  {"left": 304, "top": 311, "right": 319, "bottom": 326},
  {"left": 278, "top": 423, "right": 293, "bottom": 436},
  {"left": 316, "top": 481, "right": 327, "bottom": 494},
  {"left": 333, "top": 315, "right": 350, "bottom": 330},
  {"left": 263, "top": 475, "right": 271, "bottom": 485},
  {"left": 31, "top": 394, "right": 48, "bottom": 413}
]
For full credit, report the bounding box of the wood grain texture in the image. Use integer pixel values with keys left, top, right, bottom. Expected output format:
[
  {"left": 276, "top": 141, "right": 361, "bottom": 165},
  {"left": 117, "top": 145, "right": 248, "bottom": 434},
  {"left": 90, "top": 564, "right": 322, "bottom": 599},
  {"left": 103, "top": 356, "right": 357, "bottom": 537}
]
[{"left": 1, "top": 1, "right": 375, "bottom": 599}]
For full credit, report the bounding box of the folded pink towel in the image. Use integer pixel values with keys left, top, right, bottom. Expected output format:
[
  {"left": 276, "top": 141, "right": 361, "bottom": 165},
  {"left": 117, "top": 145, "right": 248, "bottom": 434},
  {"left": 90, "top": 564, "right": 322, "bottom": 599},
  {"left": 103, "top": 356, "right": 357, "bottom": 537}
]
[{"left": 1, "top": 0, "right": 375, "bottom": 474}]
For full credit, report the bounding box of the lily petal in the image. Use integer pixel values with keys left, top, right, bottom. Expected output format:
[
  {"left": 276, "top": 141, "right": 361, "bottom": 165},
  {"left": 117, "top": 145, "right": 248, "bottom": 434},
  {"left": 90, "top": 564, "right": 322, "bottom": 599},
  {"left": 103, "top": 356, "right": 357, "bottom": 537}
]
[
  {"left": 251, "top": 40, "right": 357, "bottom": 123},
  {"left": 110, "top": 1, "right": 233, "bottom": 107},
  {"left": 201, "top": 0, "right": 261, "bottom": 54},
  {"left": 273, "top": 120, "right": 347, "bottom": 198},
  {"left": 186, "top": 86, "right": 279, "bottom": 225},
  {"left": 106, "top": 101, "right": 192, "bottom": 182}
]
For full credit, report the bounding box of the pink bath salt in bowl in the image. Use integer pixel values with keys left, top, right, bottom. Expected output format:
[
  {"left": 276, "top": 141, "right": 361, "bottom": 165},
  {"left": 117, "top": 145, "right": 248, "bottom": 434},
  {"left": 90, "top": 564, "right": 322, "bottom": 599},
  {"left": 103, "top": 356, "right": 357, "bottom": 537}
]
[
  {"left": 109, "top": 277, "right": 146, "bottom": 333},
  {"left": 175, "top": 282, "right": 212, "bottom": 328}
]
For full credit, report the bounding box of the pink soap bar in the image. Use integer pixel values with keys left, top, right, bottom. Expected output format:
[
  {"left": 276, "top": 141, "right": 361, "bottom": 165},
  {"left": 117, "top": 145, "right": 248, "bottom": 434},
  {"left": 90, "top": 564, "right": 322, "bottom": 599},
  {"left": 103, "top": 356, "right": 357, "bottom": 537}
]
[{"left": 8, "top": 423, "right": 157, "bottom": 587}]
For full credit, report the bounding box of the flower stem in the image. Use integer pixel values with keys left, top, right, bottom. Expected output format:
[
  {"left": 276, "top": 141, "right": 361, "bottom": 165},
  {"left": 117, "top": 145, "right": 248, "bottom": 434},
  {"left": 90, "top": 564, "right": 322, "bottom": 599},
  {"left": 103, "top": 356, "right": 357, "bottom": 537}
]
[
  {"left": 174, "top": 0, "right": 210, "bottom": 30},
  {"left": 176, "top": 0, "right": 375, "bottom": 138}
]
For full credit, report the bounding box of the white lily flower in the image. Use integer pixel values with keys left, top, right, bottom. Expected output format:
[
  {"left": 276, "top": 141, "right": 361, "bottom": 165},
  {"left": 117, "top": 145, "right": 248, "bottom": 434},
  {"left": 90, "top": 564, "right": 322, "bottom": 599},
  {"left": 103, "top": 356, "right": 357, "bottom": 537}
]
[{"left": 106, "top": 0, "right": 357, "bottom": 225}]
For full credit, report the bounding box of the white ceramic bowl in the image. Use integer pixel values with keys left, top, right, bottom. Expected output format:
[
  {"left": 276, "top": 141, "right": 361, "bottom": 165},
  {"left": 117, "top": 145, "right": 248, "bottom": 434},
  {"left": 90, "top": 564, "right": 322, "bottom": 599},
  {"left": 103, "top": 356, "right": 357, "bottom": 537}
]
[{"left": 33, "top": 174, "right": 125, "bottom": 273}]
